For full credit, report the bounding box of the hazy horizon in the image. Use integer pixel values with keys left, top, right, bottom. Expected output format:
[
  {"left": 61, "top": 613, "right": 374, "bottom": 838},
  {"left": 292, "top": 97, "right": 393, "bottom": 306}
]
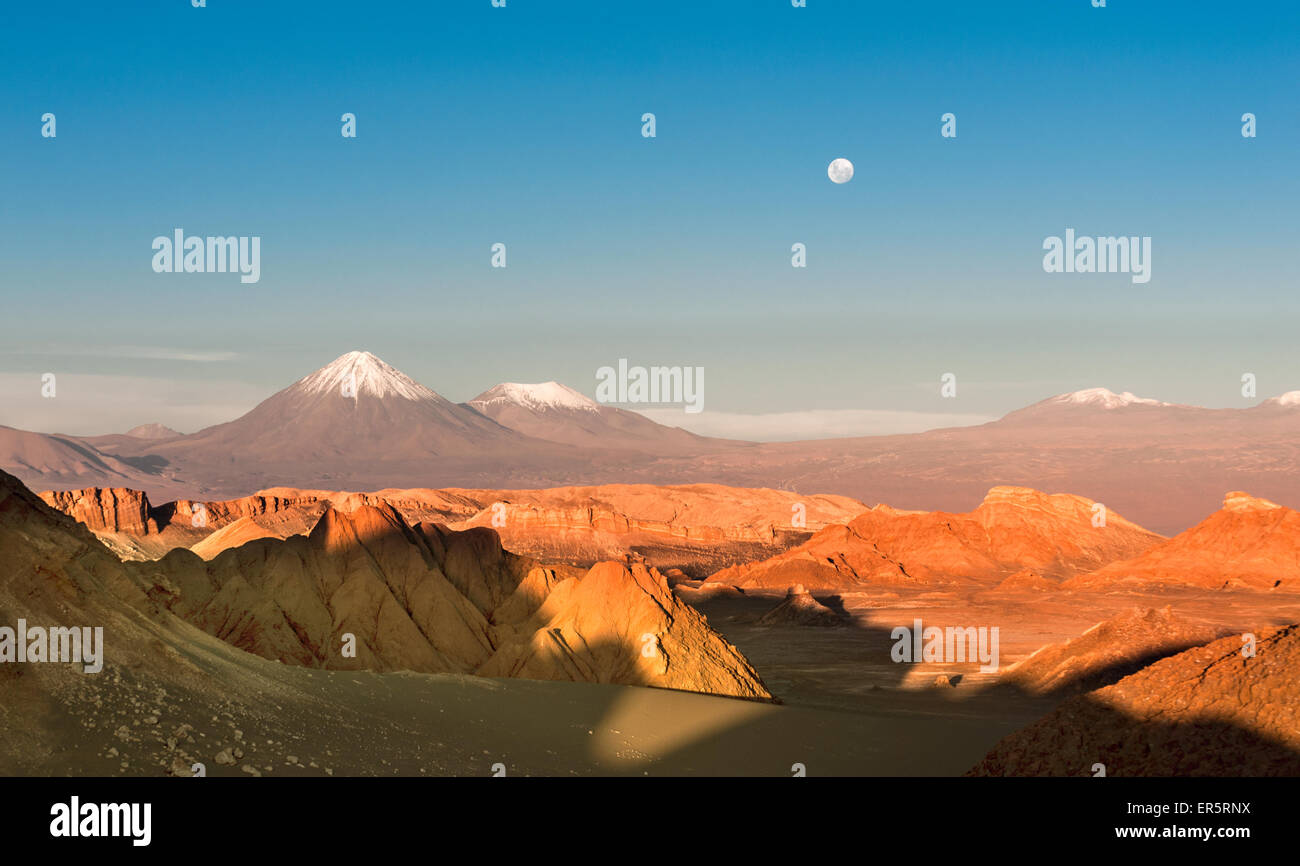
[
  {"left": 4, "top": 346, "right": 1298, "bottom": 441},
  {"left": 3, "top": 0, "right": 1297, "bottom": 437}
]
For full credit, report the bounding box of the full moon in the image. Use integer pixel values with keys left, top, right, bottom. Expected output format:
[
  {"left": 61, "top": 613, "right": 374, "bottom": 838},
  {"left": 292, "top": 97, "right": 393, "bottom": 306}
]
[{"left": 827, "top": 158, "right": 854, "bottom": 184}]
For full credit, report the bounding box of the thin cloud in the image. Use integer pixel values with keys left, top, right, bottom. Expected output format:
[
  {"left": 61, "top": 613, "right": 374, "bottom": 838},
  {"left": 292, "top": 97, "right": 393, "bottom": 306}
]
[
  {"left": 2, "top": 346, "right": 239, "bottom": 363},
  {"left": 0, "top": 373, "right": 264, "bottom": 436},
  {"left": 635, "top": 408, "right": 998, "bottom": 442}
]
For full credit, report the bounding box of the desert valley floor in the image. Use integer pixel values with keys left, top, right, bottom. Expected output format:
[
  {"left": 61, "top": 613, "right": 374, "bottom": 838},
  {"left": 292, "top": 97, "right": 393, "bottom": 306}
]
[{"left": 4, "top": 468, "right": 1298, "bottom": 777}]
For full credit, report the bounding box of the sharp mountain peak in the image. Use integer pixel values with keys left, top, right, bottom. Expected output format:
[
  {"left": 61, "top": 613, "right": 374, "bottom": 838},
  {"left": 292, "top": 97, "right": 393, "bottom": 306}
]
[{"left": 291, "top": 350, "right": 442, "bottom": 402}]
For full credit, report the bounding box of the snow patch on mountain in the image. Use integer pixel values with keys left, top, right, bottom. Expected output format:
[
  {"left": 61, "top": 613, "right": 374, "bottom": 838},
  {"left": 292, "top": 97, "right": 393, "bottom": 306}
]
[
  {"left": 471, "top": 382, "right": 600, "bottom": 413},
  {"left": 1261, "top": 391, "right": 1300, "bottom": 408},
  {"left": 1047, "top": 388, "right": 1171, "bottom": 409},
  {"left": 292, "top": 351, "right": 441, "bottom": 402}
]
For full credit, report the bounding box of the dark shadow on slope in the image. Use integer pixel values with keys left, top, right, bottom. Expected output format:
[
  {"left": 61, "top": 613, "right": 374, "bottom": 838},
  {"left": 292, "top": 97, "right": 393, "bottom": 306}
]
[
  {"left": 615, "top": 659, "right": 1300, "bottom": 776},
  {"left": 984, "top": 639, "right": 1222, "bottom": 699},
  {"left": 9, "top": 465, "right": 1298, "bottom": 777},
  {"left": 967, "top": 694, "right": 1300, "bottom": 776},
  {"left": 817, "top": 593, "right": 852, "bottom": 618},
  {"left": 115, "top": 512, "right": 776, "bottom": 702},
  {"left": 114, "top": 454, "right": 169, "bottom": 474},
  {"left": 47, "top": 437, "right": 119, "bottom": 472},
  {"left": 148, "top": 500, "right": 179, "bottom": 531},
  {"left": 645, "top": 585, "right": 1300, "bottom": 775},
  {"left": 609, "top": 612, "right": 1300, "bottom": 776}
]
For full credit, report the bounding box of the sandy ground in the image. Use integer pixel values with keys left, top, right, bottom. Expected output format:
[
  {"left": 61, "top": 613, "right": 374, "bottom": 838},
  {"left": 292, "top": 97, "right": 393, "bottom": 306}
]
[
  {"left": 7, "top": 624, "right": 1019, "bottom": 777},
  {"left": 9, "top": 565, "right": 1295, "bottom": 778},
  {"left": 680, "top": 585, "right": 1300, "bottom": 749},
  {"left": 691, "top": 586, "right": 1300, "bottom": 702}
]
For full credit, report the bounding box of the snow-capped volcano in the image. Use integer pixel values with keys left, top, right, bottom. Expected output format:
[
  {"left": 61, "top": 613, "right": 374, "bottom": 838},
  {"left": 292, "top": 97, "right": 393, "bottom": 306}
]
[
  {"left": 1259, "top": 391, "right": 1300, "bottom": 409},
  {"left": 996, "top": 386, "right": 1192, "bottom": 427},
  {"left": 470, "top": 381, "right": 600, "bottom": 414},
  {"left": 16, "top": 353, "right": 737, "bottom": 497},
  {"left": 1016, "top": 386, "right": 1300, "bottom": 416},
  {"left": 1045, "top": 388, "right": 1173, "bottom": 410},
  {"left": 293, "top": 350, "right": 442, "bottom": 402},
  {"left": 468, "top": 380, "right": 731, "bottom": 453},
  {"left": 103, "top": 351, "right": 538, "bottom": 475}
]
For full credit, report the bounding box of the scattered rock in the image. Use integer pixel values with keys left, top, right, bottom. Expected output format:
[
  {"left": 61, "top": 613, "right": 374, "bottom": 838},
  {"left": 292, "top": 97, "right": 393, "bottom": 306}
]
[{"left": 752, "top": 585, "right": 847, "bottom": 627}]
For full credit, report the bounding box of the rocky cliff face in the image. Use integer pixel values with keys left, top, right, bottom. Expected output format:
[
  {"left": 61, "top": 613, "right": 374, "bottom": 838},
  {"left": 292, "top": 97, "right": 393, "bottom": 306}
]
[
  {"left": 708, "top": 486, "right": 1163, "bottom": 590},
  {"left": 39, "top": 487, "right": 156, "bottom": 535},
  {"left": 8, "top": 470, "right": 771, "bottom": 700},
  {"left": 37, "top": 486, "right": 333, "bottom": 560},
  {"left": 448, "top": 484, "right": 866, "bottom": 575},
  {"left": 971, "top": 625, "right": 1300, "bottom": 776},
  {"left": 1064, "top": 492, "right": 1300, "bottom": 591},
  {"left": 130, "top": 502, "right": 770, "bottom": 698},
  {"left": 40, "top": 482, "right": 868, "bottom": 578},
  {"left": 169, "top": 492, "right": 327, "bottom": 526}
]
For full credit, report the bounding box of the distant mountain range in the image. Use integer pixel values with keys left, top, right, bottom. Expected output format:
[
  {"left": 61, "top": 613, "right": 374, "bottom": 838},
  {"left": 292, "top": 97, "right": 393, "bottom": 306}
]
[
  {"left": 468, "top": 380, "right": 730, "bottom": 452},
  {"left": 0, "top": 351, "right": 732, "bottom": 499},
  {"left": 2, "top": 351, "right": 1298, "bottom": 533},
  {"left": 678, "top": 384, "right": 1300, "bottom": 534}
]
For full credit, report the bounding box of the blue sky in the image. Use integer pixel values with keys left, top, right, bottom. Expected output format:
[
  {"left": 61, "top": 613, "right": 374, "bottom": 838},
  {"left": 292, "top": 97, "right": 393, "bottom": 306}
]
[{"left": 1, "top": 0, "right": 1297, "bottom": 437}]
